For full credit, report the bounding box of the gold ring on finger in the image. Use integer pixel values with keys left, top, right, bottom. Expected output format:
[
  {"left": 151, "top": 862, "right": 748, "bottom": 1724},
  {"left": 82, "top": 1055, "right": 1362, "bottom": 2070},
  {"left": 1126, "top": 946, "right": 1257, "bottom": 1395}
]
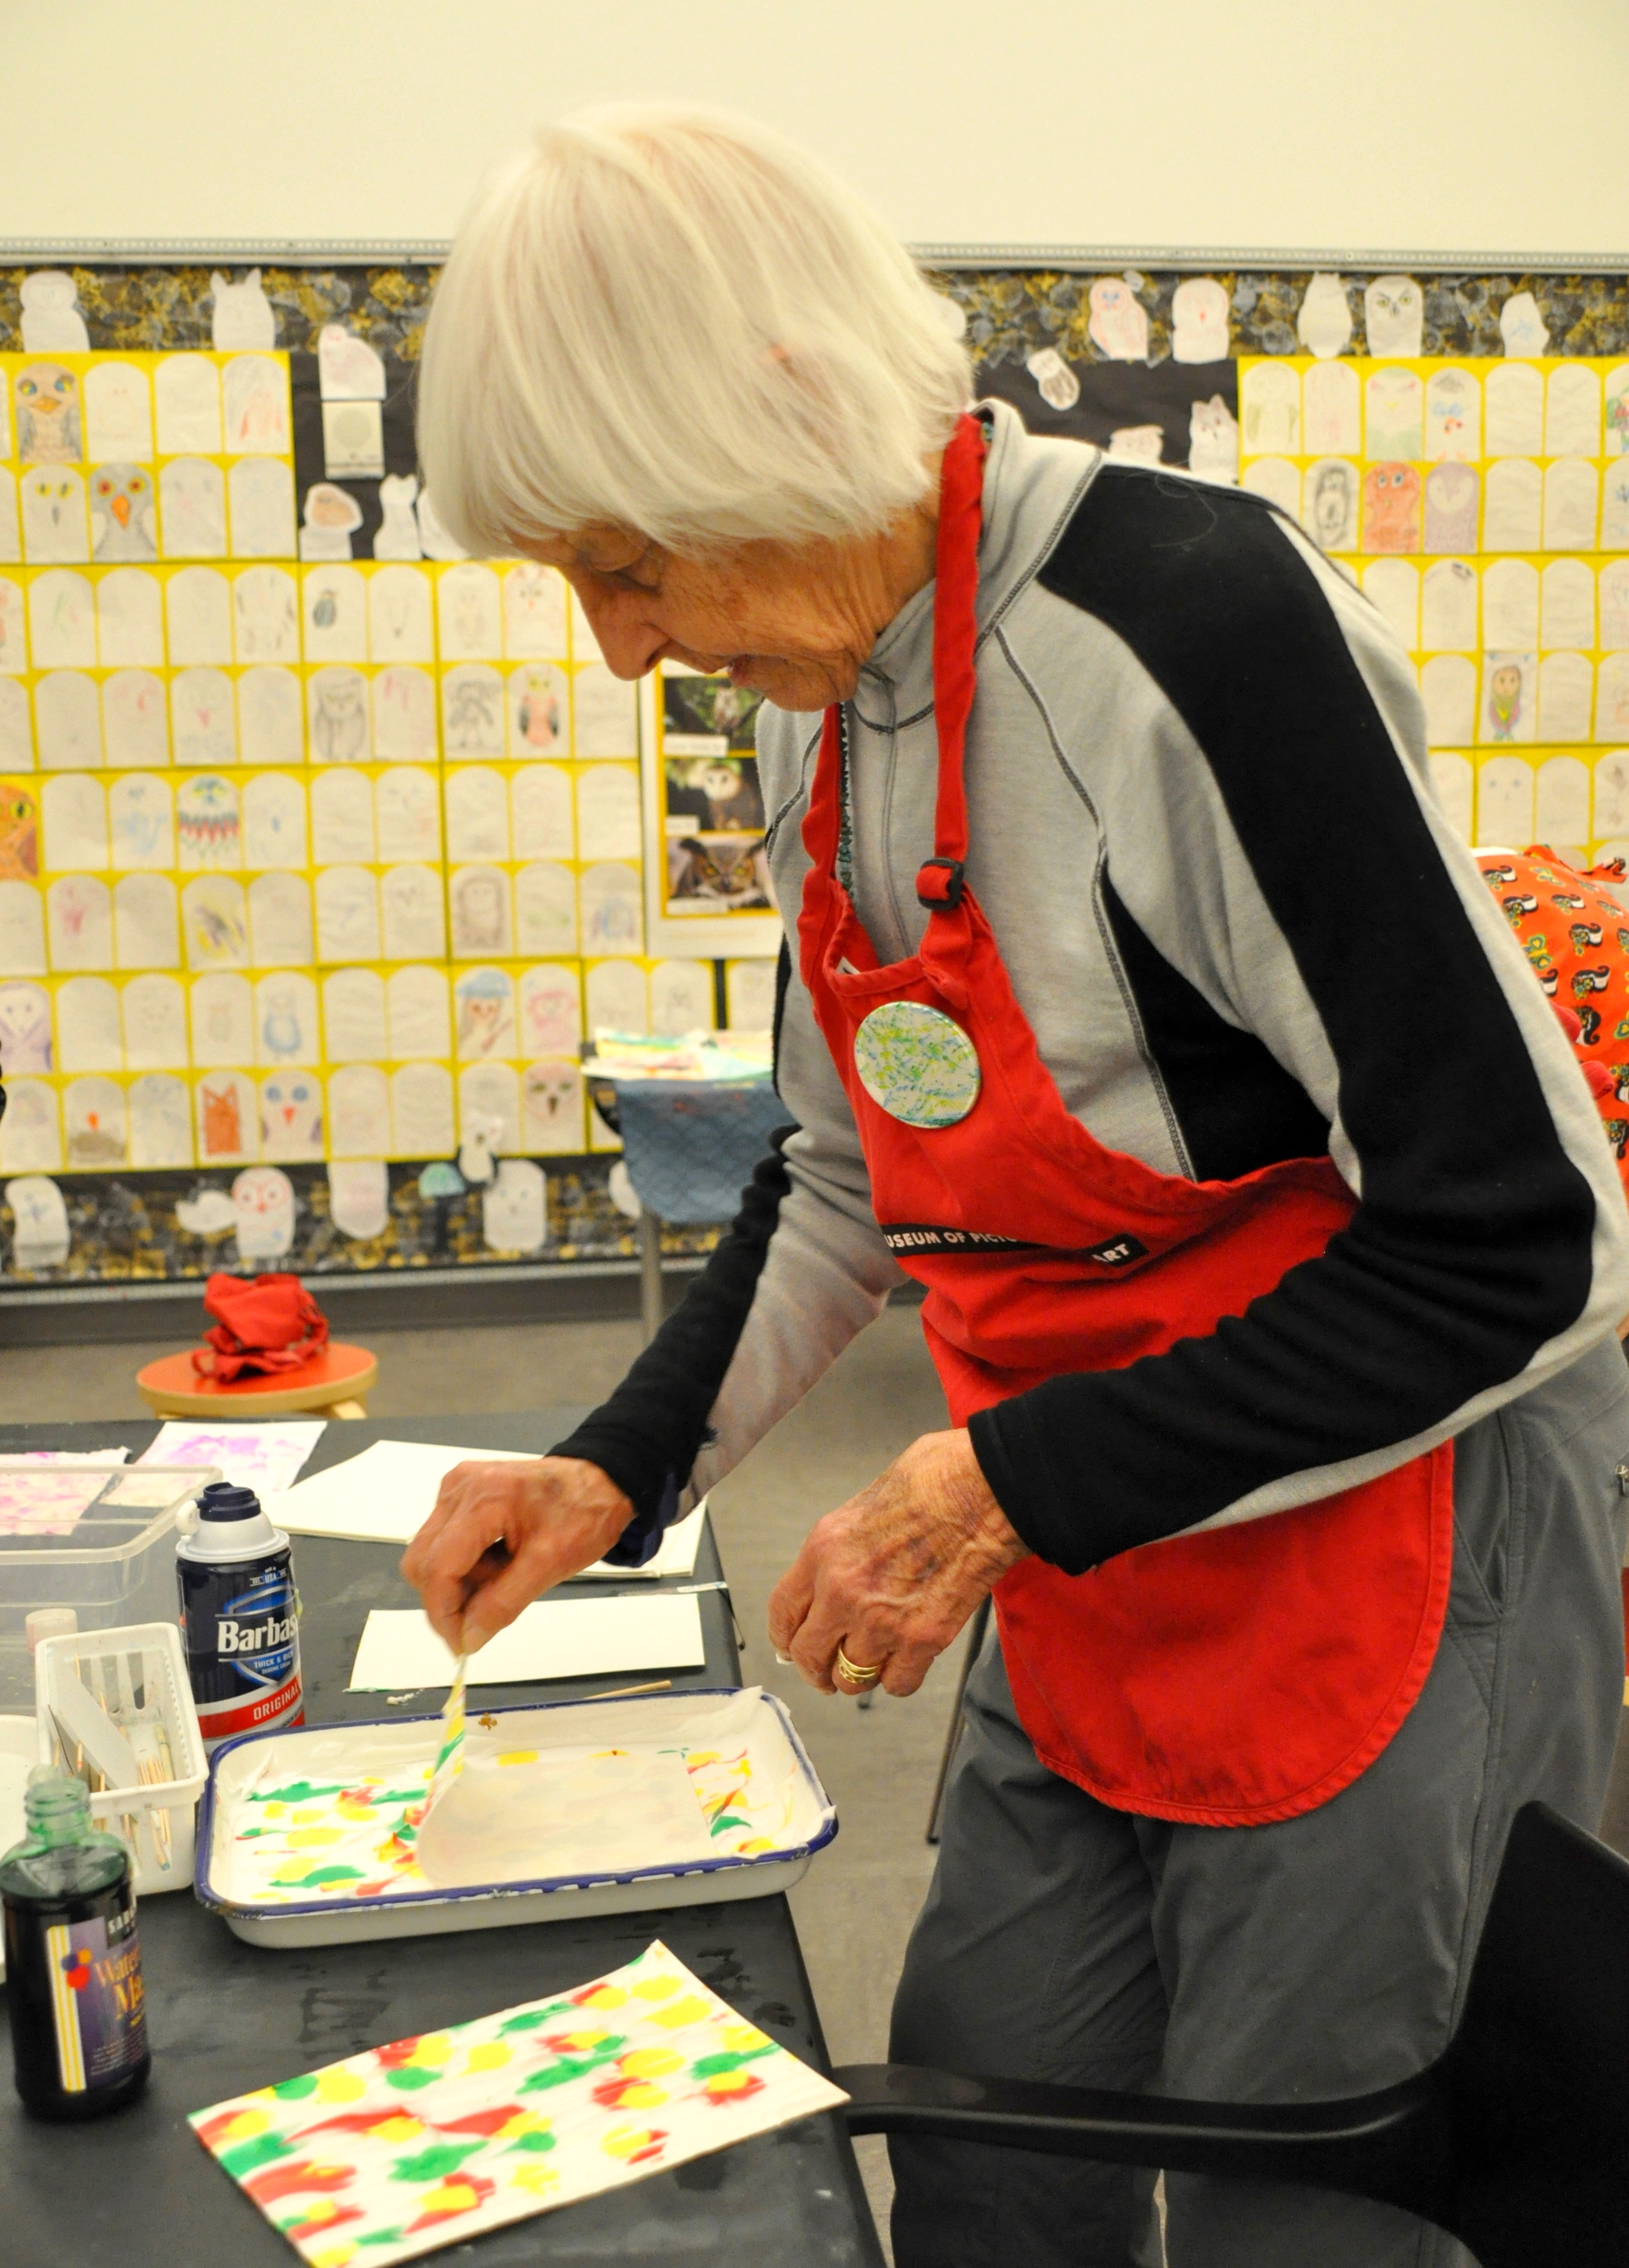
[{"left": 835, "top": 1646, "right": 882, "bottom": 1688}]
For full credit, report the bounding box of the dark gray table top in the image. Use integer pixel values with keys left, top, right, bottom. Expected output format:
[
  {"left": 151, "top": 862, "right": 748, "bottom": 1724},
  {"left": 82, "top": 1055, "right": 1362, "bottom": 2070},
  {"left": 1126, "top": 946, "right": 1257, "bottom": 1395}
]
[{"left": 0, "top": 1413, "right": 882, "bottom": 2267}]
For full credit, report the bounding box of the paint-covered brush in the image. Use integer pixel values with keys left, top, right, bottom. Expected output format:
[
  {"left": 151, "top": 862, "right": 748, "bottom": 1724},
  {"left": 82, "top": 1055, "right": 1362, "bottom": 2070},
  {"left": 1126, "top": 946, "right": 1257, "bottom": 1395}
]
[{"left": 419, "top": 1654, "right": 467, "bottom": 1825}]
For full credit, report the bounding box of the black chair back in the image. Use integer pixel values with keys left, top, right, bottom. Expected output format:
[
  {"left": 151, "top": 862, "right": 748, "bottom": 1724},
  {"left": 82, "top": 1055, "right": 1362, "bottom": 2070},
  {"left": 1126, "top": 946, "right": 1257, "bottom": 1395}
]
[{"left": 836, "top": 1803, "right": 1629, "bottom": 2267}]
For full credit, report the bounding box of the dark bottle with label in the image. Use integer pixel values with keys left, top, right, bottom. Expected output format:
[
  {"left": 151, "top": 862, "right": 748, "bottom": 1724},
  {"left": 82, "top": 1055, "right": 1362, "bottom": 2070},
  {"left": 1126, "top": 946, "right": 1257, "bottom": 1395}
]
[{"left": 1, "top": 1767, "right": 151, "bottom": 2120}]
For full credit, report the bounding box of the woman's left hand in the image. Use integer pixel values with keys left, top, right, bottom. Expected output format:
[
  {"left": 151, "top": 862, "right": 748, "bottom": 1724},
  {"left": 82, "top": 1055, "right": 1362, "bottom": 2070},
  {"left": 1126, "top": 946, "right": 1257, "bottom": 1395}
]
[{"left": 766, "top": 1430, "right": 1030, "bottom": 1697}]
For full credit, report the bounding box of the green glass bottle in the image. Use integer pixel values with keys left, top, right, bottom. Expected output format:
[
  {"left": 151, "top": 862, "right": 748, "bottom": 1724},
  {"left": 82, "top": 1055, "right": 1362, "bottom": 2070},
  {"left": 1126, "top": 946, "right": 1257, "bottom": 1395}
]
[{"left": 0, "top": 1767, "right": 150, "bottom": 2120}]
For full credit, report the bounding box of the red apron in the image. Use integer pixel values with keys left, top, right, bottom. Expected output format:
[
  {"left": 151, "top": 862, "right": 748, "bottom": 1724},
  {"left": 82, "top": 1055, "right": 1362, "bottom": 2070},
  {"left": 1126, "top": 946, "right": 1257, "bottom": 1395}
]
[{"left": 797, "top": 415, "right": 1454, "bottom": 1828}]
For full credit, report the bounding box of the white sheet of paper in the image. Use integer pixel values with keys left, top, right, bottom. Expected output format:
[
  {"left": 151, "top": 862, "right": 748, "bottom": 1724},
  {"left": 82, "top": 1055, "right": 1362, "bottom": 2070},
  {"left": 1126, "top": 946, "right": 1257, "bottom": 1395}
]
[
  {"left": 269, "top": 1436, "right": 707, "bottom": 1577},
  {"left": 347, "top": 1591, "right": 707, "bottom": 1691}
]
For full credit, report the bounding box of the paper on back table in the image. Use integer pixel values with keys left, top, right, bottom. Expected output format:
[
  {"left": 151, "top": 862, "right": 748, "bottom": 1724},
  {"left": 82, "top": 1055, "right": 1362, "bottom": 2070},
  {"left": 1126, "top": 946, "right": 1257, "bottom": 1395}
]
[
  {"left": 138, "top": 1419, "right": 325, "bottom": 1498},
  {"left": 348, "top": 1591, "right": 707, "bottom": 1691},
  {"left": 268, "top": 1437, "right": 705, "bottom": 1576}
]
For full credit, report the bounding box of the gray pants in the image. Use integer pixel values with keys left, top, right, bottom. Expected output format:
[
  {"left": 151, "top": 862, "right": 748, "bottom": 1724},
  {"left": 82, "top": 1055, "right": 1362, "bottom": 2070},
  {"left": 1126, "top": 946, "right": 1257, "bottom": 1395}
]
[{"left": 890, "top": 1339, "right": 1629, "bottom": 2267}]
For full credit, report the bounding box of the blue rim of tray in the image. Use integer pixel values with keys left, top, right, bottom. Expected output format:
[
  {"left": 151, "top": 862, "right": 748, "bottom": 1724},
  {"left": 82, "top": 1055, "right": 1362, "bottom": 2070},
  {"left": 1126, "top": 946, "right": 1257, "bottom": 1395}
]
[{"left": 193, "top": 1684, "right": 838, "bottom": 1923}]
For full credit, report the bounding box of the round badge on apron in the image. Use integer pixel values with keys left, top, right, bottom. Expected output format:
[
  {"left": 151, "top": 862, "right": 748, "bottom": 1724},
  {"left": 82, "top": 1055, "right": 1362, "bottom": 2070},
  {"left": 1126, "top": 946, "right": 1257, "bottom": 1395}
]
[{"left": 853, "top": 999, "right": 980, "bottom": 1128}]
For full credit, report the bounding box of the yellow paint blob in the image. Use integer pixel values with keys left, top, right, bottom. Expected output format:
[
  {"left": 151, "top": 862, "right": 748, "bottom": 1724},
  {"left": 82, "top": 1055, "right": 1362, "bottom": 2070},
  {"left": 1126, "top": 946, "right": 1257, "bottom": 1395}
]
[
  {"left": 619, "top": 2047, "right": 683, "bottom": 2079},
  {"left": 373, "top": 2114, "right": 426, "bottom": 2143},
  {"left": 551, "top": 2027, "right": 611, "bottom": 2053},
  {"left": 409, "top": 2033, "right": 454, "bottom": 2067},
  {"left": 224, "top": 2107, "right": 270, "bottom": 2140},
  {"left": 463, "top": 2042, "right": 512, "bottom": 2073},
  {"left": 510, "top": 2165, "right": 560, "bottom": 2197},
  {"left": 495, "top": 1750, "right": 537, "bottom": 1767},
  {"left": 644, "top": 1994, "right": 712, "bottom": 2031},
  {"left": 313, "top": 2068, "right": 368, "bottom": 2104},
  {"left": 720, "top": 2022, "right": 772, "bottom": 2053},
  {"left": 618, "top": 2080, "right": 669, "bottom": 2110},
  {"left": 304, "top": 2245, "right": 357, "bottom": 2268},
  {"left": 629, "top": 1975, "right": 681, "bottom": 2003},
  {"left": 290, "top": 2196, "right": 343, "bottom": 2229},
  {"left": 418, "top": 2179, "right": 479, "bottom": 2214},
  {"left": 577, "top": 1985, "right": 628, "bottom": 2011},
  {"left": 289, "top": 1808, "right": 326, "bottom": 1825},
  {"left": 737, "top": 1837, "right": 774, "bottom": 1854},
  {"left": 600, "top": 2125, "right": 661, "bottom": 2162},
  {"left": 285, "top": 1828, "right": 346, "bottom": 1850},
  {"left": 334, "top": 1800, "right": 376, "bottom": 1822},
  {"left": 705, "top": 2068, "right": 759, "bottom": 2098}
]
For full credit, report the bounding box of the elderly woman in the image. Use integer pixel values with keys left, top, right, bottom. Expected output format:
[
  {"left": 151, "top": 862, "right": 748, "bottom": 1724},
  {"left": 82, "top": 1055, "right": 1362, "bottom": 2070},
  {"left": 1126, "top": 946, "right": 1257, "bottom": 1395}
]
[{"left": 407, "top": 109, "right": 1629, "bottom": 2268}]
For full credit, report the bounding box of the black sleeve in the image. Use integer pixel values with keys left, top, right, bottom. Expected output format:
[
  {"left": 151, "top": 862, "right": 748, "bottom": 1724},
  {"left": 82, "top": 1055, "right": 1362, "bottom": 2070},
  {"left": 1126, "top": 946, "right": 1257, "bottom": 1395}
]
[
  {"left": 969, "top": 469, "right": 1608, "bottom": 1575},
  {"left": 551, "top": 1121, "right": 797, "bottom": 1529}
]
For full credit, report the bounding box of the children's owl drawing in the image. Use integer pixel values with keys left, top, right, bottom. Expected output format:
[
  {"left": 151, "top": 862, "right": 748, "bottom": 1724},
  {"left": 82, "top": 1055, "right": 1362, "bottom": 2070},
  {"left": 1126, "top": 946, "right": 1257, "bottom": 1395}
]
[
  {"left": 89, "top": 464, "right": 158, "bottom": 561},
  {"left": 19, "top": 273, "right": 88, "bottom": 353},
  {"left": 209, "top": 270, "right": 276, "bottom": 351},
  {"left": 1361, "top": 463, "right": 1422, "bottom": 555},
  {"left": 259, "top": 1075, "right": 323, "bottom": 1162},
  {"left": 0, "top": 782, "right": 40, "bottom": 883},
  {"left": 1364, "top": 275, "right": 1425, "bottom": 359},
  {"left": 21, "top": 467, "right": 87, "bottom": 563},
  {"left": 15, "top": 365, "right": 81, "bottom": 463},
  {"left": 0, "top": 981, "right": 53, "bottom": 1073},
  {"left": 1087, "top": 279, "right": 1148, "bottom": 363}
]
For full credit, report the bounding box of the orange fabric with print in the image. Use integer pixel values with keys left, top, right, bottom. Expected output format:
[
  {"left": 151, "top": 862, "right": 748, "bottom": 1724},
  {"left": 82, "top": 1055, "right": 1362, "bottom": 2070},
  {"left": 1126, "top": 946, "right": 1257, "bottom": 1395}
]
[{"left": 1475, "top": 846, "right": 1629, "bottom": 1198}]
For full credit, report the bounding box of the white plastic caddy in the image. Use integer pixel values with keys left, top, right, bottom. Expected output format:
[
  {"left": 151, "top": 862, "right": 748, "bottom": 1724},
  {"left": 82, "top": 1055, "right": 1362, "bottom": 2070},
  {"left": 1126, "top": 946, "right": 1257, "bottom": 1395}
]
[{"left": 34, "top": 1622, "right": 208, "bottom": 1894}]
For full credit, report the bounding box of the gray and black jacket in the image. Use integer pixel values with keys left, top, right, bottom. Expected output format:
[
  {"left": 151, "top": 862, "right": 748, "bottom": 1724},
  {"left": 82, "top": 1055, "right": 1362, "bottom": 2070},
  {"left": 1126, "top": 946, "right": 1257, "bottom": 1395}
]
[{"left": 558, "top": 399, "right": 1629, "bottom": 1577}]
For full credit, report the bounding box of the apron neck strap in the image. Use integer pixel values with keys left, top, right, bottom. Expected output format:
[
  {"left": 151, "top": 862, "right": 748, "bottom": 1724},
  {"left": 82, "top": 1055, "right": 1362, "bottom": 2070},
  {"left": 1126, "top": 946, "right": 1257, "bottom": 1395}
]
[
  {"left": 928, "top": 410, "right": 988, "bottom": 873},
  {"left": 810, "top": 411, "right": 988, "bottom": 904}
]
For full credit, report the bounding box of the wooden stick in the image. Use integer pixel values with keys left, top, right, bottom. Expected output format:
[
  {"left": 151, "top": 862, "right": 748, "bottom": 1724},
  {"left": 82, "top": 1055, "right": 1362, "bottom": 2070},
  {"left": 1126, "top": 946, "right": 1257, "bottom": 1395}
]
[{"left": 590, "top": 1678, "right": 674, "bottom": 1700}]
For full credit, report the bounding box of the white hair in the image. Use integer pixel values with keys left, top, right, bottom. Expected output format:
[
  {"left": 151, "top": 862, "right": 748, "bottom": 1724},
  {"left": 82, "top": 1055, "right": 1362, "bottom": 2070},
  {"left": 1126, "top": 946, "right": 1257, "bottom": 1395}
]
[{"left": 416, "top": 105, "right": 973, "bottom": 554}]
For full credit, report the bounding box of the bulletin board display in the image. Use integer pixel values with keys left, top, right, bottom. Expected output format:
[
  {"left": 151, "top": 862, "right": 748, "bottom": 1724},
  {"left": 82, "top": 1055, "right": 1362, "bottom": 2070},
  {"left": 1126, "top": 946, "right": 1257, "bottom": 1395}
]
[
  {"left": 2, "top": 257, "right": 1627, "bottom": 1285},
  {"left": 0, "top": 326, "right": 776, "bottom": 1212},
  {"left": 1237, "top": 354, "right": 1629, "bottom": 863}
]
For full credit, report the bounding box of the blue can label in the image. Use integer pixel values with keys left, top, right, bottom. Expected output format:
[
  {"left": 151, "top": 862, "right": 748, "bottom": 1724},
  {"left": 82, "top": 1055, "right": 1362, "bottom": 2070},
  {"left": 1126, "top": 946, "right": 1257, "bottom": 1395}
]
[{"left": 179, "top": 1550, "right": 303, "bottom": 1747}]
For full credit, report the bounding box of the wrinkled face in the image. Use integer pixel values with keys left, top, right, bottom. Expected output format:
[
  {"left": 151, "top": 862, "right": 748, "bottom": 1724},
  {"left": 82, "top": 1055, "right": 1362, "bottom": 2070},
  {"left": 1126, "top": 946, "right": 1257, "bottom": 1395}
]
[{"left": 524, "top": 522, "right": 924, "bottom": 712}]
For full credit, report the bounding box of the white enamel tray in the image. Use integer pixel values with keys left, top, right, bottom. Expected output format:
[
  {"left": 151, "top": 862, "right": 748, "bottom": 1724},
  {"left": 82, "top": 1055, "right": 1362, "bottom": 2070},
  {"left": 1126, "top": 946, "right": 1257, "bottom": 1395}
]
[{"left": 194, "top": 1685, "right": 836, "bottom": 1948}]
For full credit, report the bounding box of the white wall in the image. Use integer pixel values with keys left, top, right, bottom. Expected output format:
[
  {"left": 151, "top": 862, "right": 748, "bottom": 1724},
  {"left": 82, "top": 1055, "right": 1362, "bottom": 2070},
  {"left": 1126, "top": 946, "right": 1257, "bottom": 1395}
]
[{"left": 2, "top": 0, "right": 1627, "bottom": 259}]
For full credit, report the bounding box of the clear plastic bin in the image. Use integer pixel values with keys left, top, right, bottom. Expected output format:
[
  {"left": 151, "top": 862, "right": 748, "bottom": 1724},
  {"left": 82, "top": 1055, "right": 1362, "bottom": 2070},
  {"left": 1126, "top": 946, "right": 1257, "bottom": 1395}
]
[{"left": 0, "top": 1463, "right": 219, "bottom": 1711}]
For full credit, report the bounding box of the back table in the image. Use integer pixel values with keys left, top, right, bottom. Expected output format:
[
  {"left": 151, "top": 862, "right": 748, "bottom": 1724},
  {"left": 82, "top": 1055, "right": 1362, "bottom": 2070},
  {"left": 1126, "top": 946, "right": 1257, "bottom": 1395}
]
[{"left": 0, "top": 1412, "right": 884, "bottom": 2268}]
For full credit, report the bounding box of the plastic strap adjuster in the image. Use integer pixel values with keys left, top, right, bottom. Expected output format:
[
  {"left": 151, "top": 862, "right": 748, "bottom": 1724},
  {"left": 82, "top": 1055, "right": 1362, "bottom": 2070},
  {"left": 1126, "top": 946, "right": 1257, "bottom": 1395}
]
[{"left": 916, "top": 857, "right": 966, "bottom": 911}]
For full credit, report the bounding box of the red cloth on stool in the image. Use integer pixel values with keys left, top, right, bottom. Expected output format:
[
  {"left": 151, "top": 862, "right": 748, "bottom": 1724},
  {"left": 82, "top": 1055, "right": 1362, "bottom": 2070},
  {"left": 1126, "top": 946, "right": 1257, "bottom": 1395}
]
[{"left": 194, "top": 1272, "right": 329, "bottom": 1380}]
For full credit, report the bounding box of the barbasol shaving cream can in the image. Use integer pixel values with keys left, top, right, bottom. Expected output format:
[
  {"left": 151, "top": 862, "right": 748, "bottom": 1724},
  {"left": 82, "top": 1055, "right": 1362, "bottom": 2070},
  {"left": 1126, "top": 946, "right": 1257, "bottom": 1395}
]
[{"left": 176, "top": 1481, "right": 302, "bottom": 1750}]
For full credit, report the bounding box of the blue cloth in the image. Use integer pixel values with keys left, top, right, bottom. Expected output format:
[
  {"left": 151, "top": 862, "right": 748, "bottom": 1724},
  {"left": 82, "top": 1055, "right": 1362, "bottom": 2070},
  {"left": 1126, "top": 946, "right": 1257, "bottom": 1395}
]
[{"left": 612, "top": 1078, "right": 790, "bottom": 1226}]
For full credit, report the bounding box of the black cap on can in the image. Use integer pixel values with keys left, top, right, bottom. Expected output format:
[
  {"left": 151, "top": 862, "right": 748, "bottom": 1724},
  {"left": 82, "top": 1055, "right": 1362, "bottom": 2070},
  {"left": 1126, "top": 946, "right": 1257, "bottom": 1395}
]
[{"left": 197, "top": 1480, "right": 263, "bottom": 1522}]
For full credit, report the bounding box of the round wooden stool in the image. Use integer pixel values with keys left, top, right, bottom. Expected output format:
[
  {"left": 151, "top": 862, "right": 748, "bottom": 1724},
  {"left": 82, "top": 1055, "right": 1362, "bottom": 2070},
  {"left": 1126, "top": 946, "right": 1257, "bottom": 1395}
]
[{"left": 136, "top": 1342, "right": 378, "bottom": 1420}]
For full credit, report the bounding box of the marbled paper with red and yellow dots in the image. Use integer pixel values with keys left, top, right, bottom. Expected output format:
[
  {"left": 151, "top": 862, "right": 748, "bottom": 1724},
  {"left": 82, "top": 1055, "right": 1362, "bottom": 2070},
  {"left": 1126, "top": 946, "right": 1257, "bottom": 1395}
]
[
  {"left": 189, "top": 1939, "right": 847, "bottom": 2266},
  {"left": 1475, "top": 844, "right": 1629, "bottom": 1193}
]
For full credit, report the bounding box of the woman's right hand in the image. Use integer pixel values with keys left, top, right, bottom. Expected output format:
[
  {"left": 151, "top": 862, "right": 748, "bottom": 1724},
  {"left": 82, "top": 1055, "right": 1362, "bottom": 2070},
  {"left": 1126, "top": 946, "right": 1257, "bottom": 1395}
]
[{"left": 400, "top": 1455, "right": 634, "bottom": 1654}]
